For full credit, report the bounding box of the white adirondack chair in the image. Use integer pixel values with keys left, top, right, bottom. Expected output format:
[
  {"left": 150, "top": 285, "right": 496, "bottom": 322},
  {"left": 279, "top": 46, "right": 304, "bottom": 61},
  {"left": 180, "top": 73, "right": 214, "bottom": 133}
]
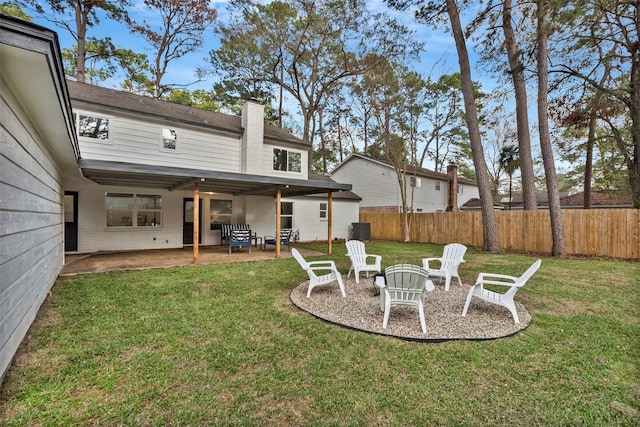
[
  {"left": 422, "top": 243, "right": 467, "bottom": 291},
  {"left": 381, "top": 264, "right": 435, "bottom": 334},
  {"left": 462, "top": 259, "right": 542, "bottom": 323},
  {"left": 292, "top": 248, "right": 346, "bottom": 298},
  {"left": 345, "top": 240, "right": 382, "bottom": 284}
]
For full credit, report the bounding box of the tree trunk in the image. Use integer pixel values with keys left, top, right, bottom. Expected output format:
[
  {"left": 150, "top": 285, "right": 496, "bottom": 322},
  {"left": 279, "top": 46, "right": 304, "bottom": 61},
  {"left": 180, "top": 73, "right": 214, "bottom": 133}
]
[
  {"left": 318, "top": 108, "right": 327, "bottom": 173},
  {"left": 446, "top": 0, "right": 499, "bottom": 252},
  {"left": 502, "top": 0, "right": 537, "bottom": 209},
  {"left": 537, "top": 1, "right": 566, "bottom": 256},
  {"left": 397, "top": 172, "right": 411, "bottom": 242},
  {"left": 629, "top": 11, "right": 640, "bottom": 208},
  {"left": 584, "top": 110, "right": 595, "bottom": 209},
  {"left": 279, "top": 60, "right": 284, "bottom": 128},
  {"left": 74, "top": 5, "right": 88, "bottom": 83}
]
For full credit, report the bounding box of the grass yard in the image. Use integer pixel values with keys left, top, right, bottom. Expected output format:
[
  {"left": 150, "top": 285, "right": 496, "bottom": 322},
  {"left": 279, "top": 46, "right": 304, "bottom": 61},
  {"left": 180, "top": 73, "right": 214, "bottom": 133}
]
[{"left": 1, "top": 242, "right": 639, "bottom": 426}]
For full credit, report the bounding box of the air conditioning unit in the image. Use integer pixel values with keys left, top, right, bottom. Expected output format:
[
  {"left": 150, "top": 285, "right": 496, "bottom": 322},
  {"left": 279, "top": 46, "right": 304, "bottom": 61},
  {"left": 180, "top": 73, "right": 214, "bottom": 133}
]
[{"left": 351, "top": 222, "right": 371, "bottom": 241}]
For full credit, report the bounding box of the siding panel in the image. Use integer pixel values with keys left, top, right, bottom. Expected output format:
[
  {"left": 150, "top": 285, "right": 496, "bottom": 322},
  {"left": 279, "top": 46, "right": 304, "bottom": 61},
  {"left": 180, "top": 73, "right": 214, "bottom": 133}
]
[
  {"left": 332, "top": 157, "right": 399, "bottom": 208},
  {"left": 76, "top": 108, "right": 242, "bottom": 172},
  {"left": 1, "top": 88, "right": 65, "bottom": 379}
]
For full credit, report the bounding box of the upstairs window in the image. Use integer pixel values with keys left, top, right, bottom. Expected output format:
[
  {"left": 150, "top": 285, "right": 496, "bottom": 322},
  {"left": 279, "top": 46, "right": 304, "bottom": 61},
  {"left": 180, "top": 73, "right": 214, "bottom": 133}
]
[
  {"left": 273, "top": 149, "right": 301, "bottom": 172},
  {"left": 410, "top": 177, "right": 422, "bottom": 188},
  {"left": 160, "top": 128, "right": 178, "bottom": 151},
  {"left": 77, "top": 113, "right": 109, "bottom": 141},
  {"left": 435, "top": 181, "right": 441, "bottom": 191}
]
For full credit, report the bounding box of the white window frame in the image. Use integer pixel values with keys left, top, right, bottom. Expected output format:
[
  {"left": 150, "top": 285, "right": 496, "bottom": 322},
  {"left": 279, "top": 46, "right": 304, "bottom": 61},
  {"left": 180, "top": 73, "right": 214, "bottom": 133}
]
[
  {"left": 435, "top": 181, "right": 441, "bottom": 191},
  {"left": 106, "top": 193, "right": 162, "bottom": 228},
  {"left": 76, "top": 112, "right": 111, "bottom": 143},
  {"left": 319, "top": 202, "right": 327, "bottom": 220},
  {"left": 160, "top": 127, "right": 178, "bottom": 152},
  {"left": 273, "top": 148, "right": 302, "bottom": 173},
  {"left": 280, "top": 201, "right": 294, "bottom": 229},
  {"left": 210, "top": 199, "right": 233, "bottom": 230}
]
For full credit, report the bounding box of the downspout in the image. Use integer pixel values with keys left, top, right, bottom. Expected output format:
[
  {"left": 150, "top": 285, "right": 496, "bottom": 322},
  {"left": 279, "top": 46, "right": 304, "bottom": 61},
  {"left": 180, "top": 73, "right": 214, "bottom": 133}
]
[
  {"left": 276, "top": 189, "right": 281, "bottom": 258},
  {"left": 327, "top": 191, "right": 333, "bottom": 255},
  {"left": 193, "top": 182, "right": 199, "bottom": 264}
]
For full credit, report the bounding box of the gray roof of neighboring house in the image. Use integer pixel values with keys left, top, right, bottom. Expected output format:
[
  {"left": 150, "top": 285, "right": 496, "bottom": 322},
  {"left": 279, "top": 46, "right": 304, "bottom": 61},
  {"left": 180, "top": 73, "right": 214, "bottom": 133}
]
[
  {"left": 500, "top": 191, "right": 572, "bottom": 205},
  {"left": 460, "top": 198, "right": 504, "bottom": 210},
  {"left": 547, "top": 191, "right": 633, "bottom": 207},
  {"left": 462, "top": 191, "right": 633, "bottom": 210},
  {"left": 66, "top": 80, "right": 308, "bottom": 148}
]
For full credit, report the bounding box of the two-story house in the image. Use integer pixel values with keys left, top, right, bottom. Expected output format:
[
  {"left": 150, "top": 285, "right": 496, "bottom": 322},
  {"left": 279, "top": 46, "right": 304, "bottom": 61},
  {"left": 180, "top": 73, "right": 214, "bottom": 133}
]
[
  {"left": 1, "top": 16, "right": 356, "bottom": 381},
  {"left": 331, "top": 154, "right": 479, "bottom": 213},
  {"left": 65, "top": 81, "right": 358, "bottom": 253}
]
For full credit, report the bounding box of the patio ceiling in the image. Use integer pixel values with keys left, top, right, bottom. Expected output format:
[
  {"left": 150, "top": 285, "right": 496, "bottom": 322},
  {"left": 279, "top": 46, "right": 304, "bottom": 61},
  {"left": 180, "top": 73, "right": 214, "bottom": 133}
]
[{"left": 78, "top": 159, "right": 352, "bottom": 198}]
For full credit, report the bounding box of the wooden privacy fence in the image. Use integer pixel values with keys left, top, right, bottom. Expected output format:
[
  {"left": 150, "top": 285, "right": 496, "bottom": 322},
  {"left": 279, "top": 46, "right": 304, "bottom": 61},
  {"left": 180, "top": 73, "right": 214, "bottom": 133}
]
[{"left": 359, "top": 209, "right": 640, "bottom": 259}]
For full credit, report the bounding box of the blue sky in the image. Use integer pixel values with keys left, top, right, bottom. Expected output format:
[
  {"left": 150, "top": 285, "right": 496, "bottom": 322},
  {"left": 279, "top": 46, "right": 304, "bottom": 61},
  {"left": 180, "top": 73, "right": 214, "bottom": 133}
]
[
  {"left": 28, "top": 0, "right": 493, "bottom": 93},
  {"left": 27, "top": 0, "right": 535, "bottom": 173}
]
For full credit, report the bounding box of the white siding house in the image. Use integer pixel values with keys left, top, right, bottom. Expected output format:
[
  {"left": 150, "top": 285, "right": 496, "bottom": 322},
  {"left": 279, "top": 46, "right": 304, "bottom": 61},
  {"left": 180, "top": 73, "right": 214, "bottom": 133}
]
[
  {"left": 65, "top": 81, "right": 357, "bottom": 250},
  {"left": 1, "top": 17, "right": 357, "bottom": 381},
  {"left": 331, "top": 154, "right": 479, "bottom": 213},
  {"left": 1, "top": 17, "right": 78, "bottom": 382}
]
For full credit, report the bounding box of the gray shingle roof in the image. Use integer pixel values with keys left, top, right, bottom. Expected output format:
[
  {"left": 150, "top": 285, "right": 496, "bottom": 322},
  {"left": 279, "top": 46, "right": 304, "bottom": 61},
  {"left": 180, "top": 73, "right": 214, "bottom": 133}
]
[{"left": 66, "top": 80, "right": 307, "bottom": 148}]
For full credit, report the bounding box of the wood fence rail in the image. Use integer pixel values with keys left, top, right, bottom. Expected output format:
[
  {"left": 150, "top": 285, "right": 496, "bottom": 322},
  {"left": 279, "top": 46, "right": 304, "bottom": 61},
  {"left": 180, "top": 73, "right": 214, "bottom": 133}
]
[{"left": 359, "top": 209, "right": 640, "bottom": 260}]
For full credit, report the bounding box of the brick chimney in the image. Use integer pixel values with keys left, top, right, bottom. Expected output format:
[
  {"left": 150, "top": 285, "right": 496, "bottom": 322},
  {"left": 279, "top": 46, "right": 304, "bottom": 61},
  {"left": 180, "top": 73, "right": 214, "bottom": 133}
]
[
  {"left": 241, "top": 99, "right": 264, "bottom": 174},
  {"left": 445, "top": 163, "right": 460, "bottom": 212}
]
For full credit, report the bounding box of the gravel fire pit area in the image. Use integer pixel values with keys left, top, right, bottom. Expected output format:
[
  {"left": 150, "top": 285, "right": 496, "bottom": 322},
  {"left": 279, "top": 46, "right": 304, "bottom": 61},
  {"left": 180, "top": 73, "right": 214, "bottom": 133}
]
[{"left": 290, "top": 277, "right": 531, "bottom": 342}]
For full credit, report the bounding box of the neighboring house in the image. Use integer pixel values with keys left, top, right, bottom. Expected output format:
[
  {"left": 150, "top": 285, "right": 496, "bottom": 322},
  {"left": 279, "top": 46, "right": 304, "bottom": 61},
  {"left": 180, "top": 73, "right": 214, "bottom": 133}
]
[
  {"left": 330, "top": 154, "right": 479, "bottom": 213},
  {"left": 1, "top": 17, "right": 355, "bottom": 381}
]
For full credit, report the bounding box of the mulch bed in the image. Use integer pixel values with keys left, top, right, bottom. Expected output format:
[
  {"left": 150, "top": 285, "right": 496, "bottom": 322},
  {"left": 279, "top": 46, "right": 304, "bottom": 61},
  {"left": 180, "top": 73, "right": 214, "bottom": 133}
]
[{"left": 290, "top": 277, "right": 531, "bottom": 342}]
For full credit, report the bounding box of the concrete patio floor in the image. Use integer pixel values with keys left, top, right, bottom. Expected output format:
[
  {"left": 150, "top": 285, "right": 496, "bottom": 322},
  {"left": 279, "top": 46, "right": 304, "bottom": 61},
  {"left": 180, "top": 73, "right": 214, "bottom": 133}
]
[{"left": 61, "top": 245, "right": 325, "bottom": 275}]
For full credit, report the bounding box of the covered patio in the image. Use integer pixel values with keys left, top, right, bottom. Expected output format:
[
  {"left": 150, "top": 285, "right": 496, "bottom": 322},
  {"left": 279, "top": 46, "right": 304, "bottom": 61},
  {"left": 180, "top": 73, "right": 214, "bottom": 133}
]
[{"left": 78, "top": 159, "right": 353, "bottom": 261}]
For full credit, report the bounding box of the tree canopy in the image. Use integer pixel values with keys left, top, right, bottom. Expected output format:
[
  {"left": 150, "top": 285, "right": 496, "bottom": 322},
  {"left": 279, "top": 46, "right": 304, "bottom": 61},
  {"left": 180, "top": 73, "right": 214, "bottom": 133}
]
[{"left": 13, "top": 0, "right": 640, "bottom": 218}]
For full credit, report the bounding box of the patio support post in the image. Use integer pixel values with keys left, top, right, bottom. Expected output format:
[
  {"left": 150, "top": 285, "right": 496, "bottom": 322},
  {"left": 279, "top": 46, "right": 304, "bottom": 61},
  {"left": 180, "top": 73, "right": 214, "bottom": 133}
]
[
  {"left": 193, "top": 182, "right": 199, "bottom": 265},
  {"left": 328, "top": 191, "right": 333, "bottom": 255},
  {"left": 276, "top": 188, "right": 281, "bottom": 258}
]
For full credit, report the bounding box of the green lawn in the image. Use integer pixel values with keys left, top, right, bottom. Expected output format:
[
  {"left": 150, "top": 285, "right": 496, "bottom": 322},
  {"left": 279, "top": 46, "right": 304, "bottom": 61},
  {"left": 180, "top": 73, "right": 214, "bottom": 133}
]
[{"left": 1, "top": 242, "right": 639, "bottom": 426}]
